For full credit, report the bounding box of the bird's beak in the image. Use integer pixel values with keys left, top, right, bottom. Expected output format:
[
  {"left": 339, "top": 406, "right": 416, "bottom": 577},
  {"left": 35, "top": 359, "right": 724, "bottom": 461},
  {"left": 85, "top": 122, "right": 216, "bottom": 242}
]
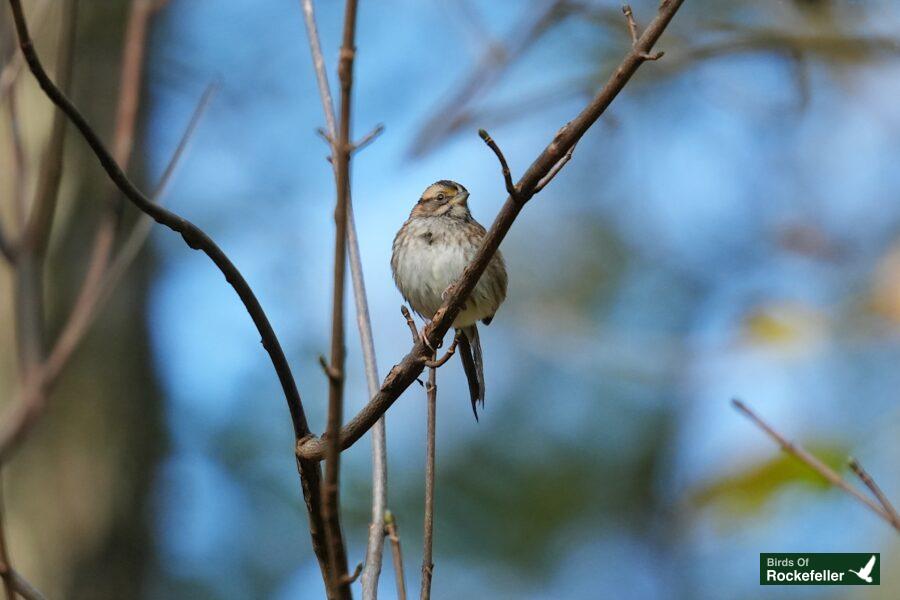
[{"left": 451, "top": 190, "right": 470, "bottom": 206}]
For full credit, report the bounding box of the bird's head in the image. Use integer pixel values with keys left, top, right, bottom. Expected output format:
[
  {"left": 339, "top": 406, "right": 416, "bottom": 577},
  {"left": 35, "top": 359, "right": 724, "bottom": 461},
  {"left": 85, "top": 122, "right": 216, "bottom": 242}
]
[{"left": 412, "top": 180, "right": 470, "bottom": 219}]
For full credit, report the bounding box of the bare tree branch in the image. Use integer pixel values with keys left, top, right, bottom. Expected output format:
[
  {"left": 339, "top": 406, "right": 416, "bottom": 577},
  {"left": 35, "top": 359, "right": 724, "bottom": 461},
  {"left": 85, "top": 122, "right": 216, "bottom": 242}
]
[
  {"left": 352, "top": 123, "right": 384, "bottom": 153},
  {"left": 12, "top": 0, "right": 77, "bottom": 375},
  {"left": 848, "top": 458, "right": 900, "bottom": 527},
  {"left": 320, "top": 0, "right": 361, "bottom": 596},
  {"left": 0, "top": 484, "right": 45, "bottom": 600},
  {"left": 298, "top": 0, "right": 686, "bottom": 462},
  {"left": 100, "top": 81, "right": 218, "bottom": 300},
  {"left": 477, "top": 129, "right": 517, "bottom": 199},
  {"left": 419, "top": 365, "right": 437, "bottom": 600},
  {"left": 7, "top": 570, "right": 46, "bottom": 600},
  {"left": 0, "top": 0, "right": 50, "bottom": 101},
  {"left": 7, "top": 90, "right": 27, "bottom": 233},
  {"left": 384, "top": 511, "right": 407, "bottom": 600},
  {"left": 533, "top": 133, "right": 576, "bottom": 194},
  {"left": 732, "top": 399, "right": 900, "bottom": 532},
  {"left": 401, "top": 306, "right": 418, "bottom": 344},
  {"left": 300, "top": 0, "right": 388, "bottom": 595},
  {"left": 623, "top": 4, "right": 664, "bottom": 60},
  {"left": 0, "top": 90, "right": 26, "bottom": 261}
]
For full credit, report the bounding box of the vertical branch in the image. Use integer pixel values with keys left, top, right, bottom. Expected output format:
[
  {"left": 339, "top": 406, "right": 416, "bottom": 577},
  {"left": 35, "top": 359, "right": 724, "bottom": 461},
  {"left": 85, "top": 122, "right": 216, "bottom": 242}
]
[
  {"left": 299, "top": 1, "right": 389, "bottom": 596},
  {"left": 13, "top": 0, "right": 77, "bottom": 374},
  {"left": 0, "top": 90, "right": 25, "bottom": 261},
  {"left": 321, "top": 0, "right": 360, "bottom": 597},
  {"left": 419, "top": 365, "right": 437, "bottom": 600},
  {"left": 384, "top": 511, "right": 407, "bottom": 600},
  {"left": 354, "top": 204, "right": 389, "bottom": 599},
  {"left": 7, "top": 90, "right": 27, "bottom": 232},
  {"left": 111, "top": 0, "right": 160, "bottom": 172}
]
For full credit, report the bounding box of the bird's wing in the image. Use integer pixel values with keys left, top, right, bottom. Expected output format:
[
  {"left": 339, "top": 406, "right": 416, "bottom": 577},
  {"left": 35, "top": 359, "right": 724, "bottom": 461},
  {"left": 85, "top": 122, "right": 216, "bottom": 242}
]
[{"left": 861, "top": 555, "right": 876, "bottom": 576}]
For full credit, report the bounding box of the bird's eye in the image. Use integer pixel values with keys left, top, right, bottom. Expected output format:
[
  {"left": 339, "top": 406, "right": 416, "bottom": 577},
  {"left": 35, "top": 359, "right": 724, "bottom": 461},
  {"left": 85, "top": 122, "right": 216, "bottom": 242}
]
[{"left": 437, "top": 193, "right": 445, "bottom": 201}]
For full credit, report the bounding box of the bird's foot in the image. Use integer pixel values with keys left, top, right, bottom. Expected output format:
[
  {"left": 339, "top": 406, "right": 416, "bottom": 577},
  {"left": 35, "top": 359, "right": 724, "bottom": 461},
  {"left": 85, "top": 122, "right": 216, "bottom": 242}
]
[{"left": 419, "top": 326, "right": 437, "bottom": 356}]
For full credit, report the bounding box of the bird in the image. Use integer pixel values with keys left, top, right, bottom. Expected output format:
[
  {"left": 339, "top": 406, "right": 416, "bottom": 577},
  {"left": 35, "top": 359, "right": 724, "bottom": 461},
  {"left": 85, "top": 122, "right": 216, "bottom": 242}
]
[
  {"left": 391, "top": 180, "right": 507, "bottom": 419},
  {"left": 848, "top": 555, "right": 876, "bottom": 583}
]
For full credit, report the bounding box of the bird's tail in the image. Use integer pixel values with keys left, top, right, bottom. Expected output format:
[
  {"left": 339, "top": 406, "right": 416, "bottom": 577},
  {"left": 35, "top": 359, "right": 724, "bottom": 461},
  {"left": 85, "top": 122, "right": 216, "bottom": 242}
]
[{"left": 457, "top": 325, "right": 485, "bottom": 420}]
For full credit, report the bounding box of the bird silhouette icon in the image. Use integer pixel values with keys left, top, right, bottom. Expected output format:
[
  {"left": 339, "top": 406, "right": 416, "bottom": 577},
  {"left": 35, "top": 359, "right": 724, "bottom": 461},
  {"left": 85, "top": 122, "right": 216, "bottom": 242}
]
[{"left": 848, "top": 555, "right": 876, "bottom": 583}]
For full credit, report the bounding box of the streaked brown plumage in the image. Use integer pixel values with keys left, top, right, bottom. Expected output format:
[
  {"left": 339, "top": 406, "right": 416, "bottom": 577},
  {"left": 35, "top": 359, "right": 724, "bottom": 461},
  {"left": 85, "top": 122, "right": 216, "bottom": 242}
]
[{"left": 391, "top": 180, "right": 507, "bottom": 419}]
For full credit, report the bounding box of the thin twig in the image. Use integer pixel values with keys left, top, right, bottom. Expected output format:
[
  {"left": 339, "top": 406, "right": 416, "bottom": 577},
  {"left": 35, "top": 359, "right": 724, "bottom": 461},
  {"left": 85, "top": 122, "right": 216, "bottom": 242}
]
[
  {"left": 732, "top": 399, "right": 900, "bottom": 532},
  {"left": 38, "top": 0, "right": 165, "bottom": 372},
  {"left": 622, "top": 4, "right": 639, "bottom": 46},
  {"left": 7, "top": 90, "right": 27, "bottom": 233},
  {"left": 477, "top": 129, "right": 517, "bottom": 199},
  {"left": 0, "top": 91, "right": 26, "bottom": 262},
  {"left": 384, "top": 511, "right": 407, "bottom": 600},
  {"left": 0, "top": 0, "right": 51, "bottom": 101},
  {"left": 352, "top": 123, "right": 384, "bottom": 153},
  {"left": 99, "top": 82, "right": 218, "bottom": 299},
  {"left": 301, "top": 0, "right": 385, "bottom": 594},
  {"left": 533, "top": 138, "right": 575, "bottom": 193},
  {"left": 321, "top": 0, "right": 360, "bottom": 596},
  {"left": 110, "top": 0, "right": 164, "bottom": 172},
  {"left": 12, "top": 0, "right": 77, "bottom": 376},
  {"left": 344, "top": 563, "right": 363, "bottom": 585},
  {"left": 8, "top": 570, "right": 46, "bottom": 600},
  {"left": 849, "top": 458, "right": 900, "bottom": 529},
  {"left": 401, "top": 306, "right": 419, "bottom": 344},
  {"left": 623, "top": 4, "right": 664, "bottom": 60},
  {"left": 297, "top": 0, "right": 686, "bottom": 462},
  {"left": 420, "top": 365, "right": 437, "bottom": 600}
]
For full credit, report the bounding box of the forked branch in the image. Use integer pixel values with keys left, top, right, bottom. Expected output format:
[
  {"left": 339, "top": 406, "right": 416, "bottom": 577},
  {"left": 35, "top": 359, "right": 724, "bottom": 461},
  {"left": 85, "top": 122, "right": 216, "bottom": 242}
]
[
  {"left": 732, "top": 399, "right": 900, "bottom": 532},
  {"left": 623, "top": 4, "right": 664, "bottom": 61}
]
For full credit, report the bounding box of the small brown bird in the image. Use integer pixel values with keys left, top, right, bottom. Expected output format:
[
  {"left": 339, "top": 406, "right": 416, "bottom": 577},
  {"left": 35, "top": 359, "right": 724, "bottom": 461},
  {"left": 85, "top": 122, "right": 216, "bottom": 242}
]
[{"left": 391, "top": 180, "right": 507, "bottom": 419}]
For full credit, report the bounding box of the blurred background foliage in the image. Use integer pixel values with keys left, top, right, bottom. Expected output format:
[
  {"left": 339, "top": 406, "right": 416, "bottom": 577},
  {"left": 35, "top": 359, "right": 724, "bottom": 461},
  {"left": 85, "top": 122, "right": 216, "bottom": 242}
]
[{"left": 1, "top": 0, "right": 899, "bottom": 598}]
